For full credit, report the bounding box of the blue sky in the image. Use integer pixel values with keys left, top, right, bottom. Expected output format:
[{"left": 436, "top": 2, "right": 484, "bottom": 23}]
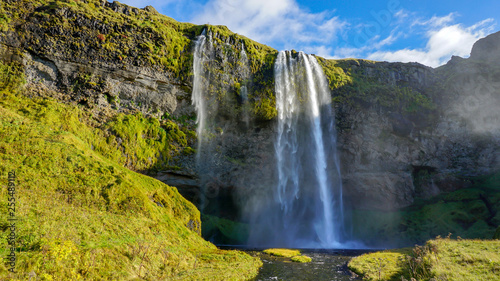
[{"left": 118, "top": 0, "right": 498, "bottom": 67}]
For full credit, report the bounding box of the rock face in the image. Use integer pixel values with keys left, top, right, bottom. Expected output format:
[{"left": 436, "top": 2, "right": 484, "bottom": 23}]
[
  {"left": 1, "top": 0, "right": 499, "bottom": 216},
  {"left": 470, "top": 31, "right": 500, "bottom": 63}
]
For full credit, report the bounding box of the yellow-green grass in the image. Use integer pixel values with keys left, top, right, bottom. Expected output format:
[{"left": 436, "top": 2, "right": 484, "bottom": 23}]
[
  {"left": 263, "top": 248, "right": 311, "bottom": 263},
  {"left": 263, "top": 248, "right": 301, "bottom": 258},
  {"left": 348, "top": 248, "right": 412, "bottom": 280},
  {"left": 0, "top": 62, "right": 261, "bottom": 280},
  {"left": 348, "top": 238, "right": 500, "bottom": 281},
  {"left": 290, "top": 255, "right": 312, "bottom": 263}
]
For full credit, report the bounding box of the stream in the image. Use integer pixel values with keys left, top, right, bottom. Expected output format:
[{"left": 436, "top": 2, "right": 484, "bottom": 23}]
[{"left": 227, "top": 248, "right": 370, "bottom": 281}]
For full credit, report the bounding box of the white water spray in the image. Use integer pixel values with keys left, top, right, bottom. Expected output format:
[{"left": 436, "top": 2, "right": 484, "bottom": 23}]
[{"left": 273, "top": 51, "right": 345, "bottom": 247}]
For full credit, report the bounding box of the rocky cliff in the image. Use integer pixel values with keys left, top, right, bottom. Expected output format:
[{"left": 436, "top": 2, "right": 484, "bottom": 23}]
[{"left": 1, "top": 0, "right": 499, "bottom": 245}]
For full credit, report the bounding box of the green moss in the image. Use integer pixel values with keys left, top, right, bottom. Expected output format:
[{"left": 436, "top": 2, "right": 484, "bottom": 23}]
[
  {"left": 105, "top": 114, "right": 189, "bottom": 171},
  {"left": 263, "top": 248, "right": 301, "bottom": 258},
  {"left": 252, "top": 92, "right": 278, "bottom": 120},
  {"left": 351, "top": 239, "right": 500, "bottom": 281},
  {"left": 290, "top": 255, "right": 312, "bottom": 263},
  {"left": 201, "top": 215, "right": 249, "bottom": 245},
  {"left": 0, "top": 61, "right": 261, "bottom": 280},
  {"left": 315, "top": 56, "right": 352, "bottom": 90},
  {"left": 317, "top": 57, "right": 436, "bottom": 118},
  {"left": 348, "top": 249, "right": 411, "bottom": 281}
]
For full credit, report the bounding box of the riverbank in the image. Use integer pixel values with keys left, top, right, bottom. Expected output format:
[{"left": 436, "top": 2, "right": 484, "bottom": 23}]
[{"left": 348, "top": 237, "right": 500, "bottom": 281}]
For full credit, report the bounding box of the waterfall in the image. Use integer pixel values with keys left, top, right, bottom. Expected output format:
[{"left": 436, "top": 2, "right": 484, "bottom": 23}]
[
  {"left": 272, "top": 50, "right": 345, "bottom": 247},
  {"left": 191, "top": 31, "right": 349, "bottom": 247},
  {"left": 192, "top": 31, "right": 207, "bottom": 158},
  {"left": 239, "top": 43, "right": 251, "bottom": 126}
]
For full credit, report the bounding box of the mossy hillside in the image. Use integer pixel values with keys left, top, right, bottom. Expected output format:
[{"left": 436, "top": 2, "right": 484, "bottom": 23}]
[
  {"left": 2, "top": 0, "right": 197, "bottom": 78},
  {"left": 105, "top": 113, "right": 194, "bottom": 171},
  {"left": 348, "top": 238, "right": 500, "bottom": 281},
  {"left": 1, "top": 54, "right": 197, "bottom": 174},
  {"left": 1, "top": 82, "right": 195, "bottom": 173},
  {"left": 1, "top": 0, "right": 280, "bottom": 122},
  {"left": 351, "top": 174, "right": 500, "bottom": 247},
  {"left": 0, "top": 62, "right": 261, "bottom": 280},
  {"left": 315, "top": 57, "right": 353, "bottom": 90}
]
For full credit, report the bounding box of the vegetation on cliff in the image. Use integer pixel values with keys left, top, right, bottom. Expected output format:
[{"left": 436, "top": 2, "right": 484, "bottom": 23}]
[
  {"left": 1, "top": 0, "right": 279, "bottom": 122},
  {"left": 0, "top": 61, "right": 261, "bottom": 280},
  {"left": 316, "top": 57, "right": 436, "bottom": 116},
  {"left": 349, "top": 237, "right": 500, "bottom": 281},
  {"left": 351, "top": 171, "right": 500, "bottom": 247}
]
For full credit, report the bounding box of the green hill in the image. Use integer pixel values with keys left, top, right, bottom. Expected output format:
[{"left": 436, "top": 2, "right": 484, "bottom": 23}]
[{"left": 0, "top": 61, "right": 261, "bottom": 280}]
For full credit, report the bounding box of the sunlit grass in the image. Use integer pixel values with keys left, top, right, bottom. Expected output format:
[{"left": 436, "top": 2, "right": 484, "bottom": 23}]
[
  {"left": 263, "top": 248, "right": 301, "bottom": 258},
  {"left": 290, "top": 255, "right": 312, "bottom": 263},
  {"left": 348, "top": 238, "right": 500, "bottom": 281},
  {"left": 348, "top": 249, "right": 411, "bottom": 281}
]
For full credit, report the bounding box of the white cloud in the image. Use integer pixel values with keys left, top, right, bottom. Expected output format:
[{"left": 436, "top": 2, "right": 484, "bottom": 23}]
[
  {"left": 190, "top": 0, "right": 346, "bottom": 51},
  {"left": 366, "top": 17, "right": 496, "bottom": 67},
  {"left": 303, "top": 45, "right": 335, "bottom": 58},
  {"left": 412, "top": 12, "right": 456, "bottom": 28}
]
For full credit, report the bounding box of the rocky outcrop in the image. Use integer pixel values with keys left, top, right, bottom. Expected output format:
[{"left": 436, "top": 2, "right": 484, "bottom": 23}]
[{"left": 470, "top": 31, "right": 500, "bottom": 63}]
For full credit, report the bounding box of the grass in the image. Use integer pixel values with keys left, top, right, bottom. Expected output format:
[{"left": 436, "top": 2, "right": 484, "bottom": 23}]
[
  {"left": 348, "top": 238, "right": 500, "bottom": 281},
  {"left": 262, "top": 249, "right": 312, "bottom": 263},
  {"left": 348, "top": 248, "right": 412, "bottom": 281},
  {"left": 0, "top": 61, "right": 262, "bottom": 280},
  {"left": 263, "top": 249, "right": 301, "bottom": 258},
  {"left": 290, "top": 255, "right": 312, "bottom": 263}
]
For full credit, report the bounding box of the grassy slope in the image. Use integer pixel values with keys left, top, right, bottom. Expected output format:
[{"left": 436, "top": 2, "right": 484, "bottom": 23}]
[
  {"left": 349, "top": 238, "right": 500, "bottom": 281},
  {"left": 0, "top": 62, "right": 261, "bottom": 280}
]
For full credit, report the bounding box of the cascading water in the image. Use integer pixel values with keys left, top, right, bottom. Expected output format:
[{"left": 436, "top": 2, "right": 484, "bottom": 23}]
[
  {"left": 191, "top": 30, "right": 349, "bottom": 247},
  {"left": 192, "top": 31, "right": 207, "bottom": 158},
  {"left": 248, "top": 50, "right": 346, "bottom": 248}
]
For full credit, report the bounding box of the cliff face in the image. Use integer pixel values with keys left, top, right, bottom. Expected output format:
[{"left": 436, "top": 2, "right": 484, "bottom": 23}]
[
  {"left": 2, "top": 0, "right": 499, "bottom": 217},
  {"left": 334, "top": 55, "right": 500, "bottom": 210}
]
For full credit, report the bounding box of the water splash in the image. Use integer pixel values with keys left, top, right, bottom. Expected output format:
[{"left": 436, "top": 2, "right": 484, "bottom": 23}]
[{"left": 272, "top": 50, "right": 346, "bottom": 247}]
